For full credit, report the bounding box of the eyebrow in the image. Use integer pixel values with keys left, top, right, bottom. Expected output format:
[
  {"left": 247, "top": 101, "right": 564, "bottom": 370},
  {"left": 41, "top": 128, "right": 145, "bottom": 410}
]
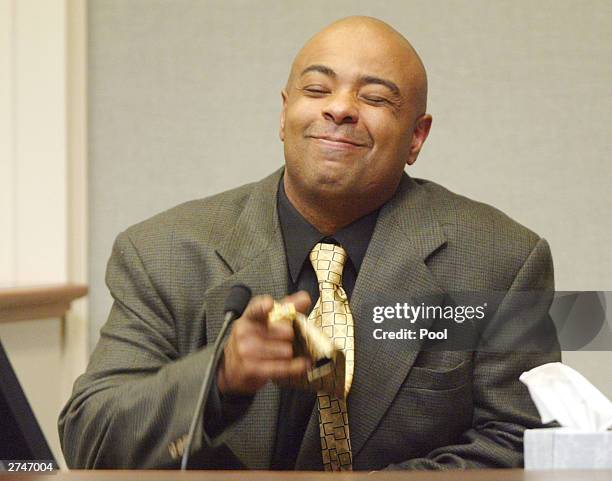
[{"left": 300, "top": 64, "right": 401, "bottom": 97}]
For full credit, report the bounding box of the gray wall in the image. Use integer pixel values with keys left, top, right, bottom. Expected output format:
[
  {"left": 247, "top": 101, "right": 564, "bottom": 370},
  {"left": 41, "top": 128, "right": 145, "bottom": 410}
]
[{"left": 88, "top": 1, "right": 612, "bottom": 393}]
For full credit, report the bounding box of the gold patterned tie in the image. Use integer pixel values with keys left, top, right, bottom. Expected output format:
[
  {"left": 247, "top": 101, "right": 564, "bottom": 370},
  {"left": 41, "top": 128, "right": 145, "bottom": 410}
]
[{"left": 308, "top": 242, "right": 355, "bottom": 471}]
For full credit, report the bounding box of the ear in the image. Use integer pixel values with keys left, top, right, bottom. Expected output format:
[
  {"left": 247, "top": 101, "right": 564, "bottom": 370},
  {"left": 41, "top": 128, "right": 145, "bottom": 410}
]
[
  {"left": 279, "top": 89, "right": 288, "bottom": 142},
  {"left": 406, "top": 114, "right": 432, "bottom": 166}
]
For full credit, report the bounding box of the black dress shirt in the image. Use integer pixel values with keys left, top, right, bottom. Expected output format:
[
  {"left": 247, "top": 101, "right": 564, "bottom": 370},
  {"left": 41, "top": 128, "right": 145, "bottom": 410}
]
[
  {"left": 272, "top": 179, "right": 378, "bottom": 469},
  {"left": 205, "top": 177, "right": 378, "bottom": 470}
]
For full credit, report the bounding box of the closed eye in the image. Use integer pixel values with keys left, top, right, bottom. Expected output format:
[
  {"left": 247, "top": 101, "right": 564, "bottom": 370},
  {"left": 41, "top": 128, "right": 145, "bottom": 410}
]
[
  {"left": 302, "top": 86, "right": 330, "bottom": 96},
  {"left": 362, "top": 96, "right": 388, "bottom": 105}
]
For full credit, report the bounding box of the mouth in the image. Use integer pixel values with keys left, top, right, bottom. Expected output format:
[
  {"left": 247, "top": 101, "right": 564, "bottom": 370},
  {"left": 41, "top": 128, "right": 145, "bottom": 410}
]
[{"left": 309, "top": 135, "right": 368, "bottom": 148}]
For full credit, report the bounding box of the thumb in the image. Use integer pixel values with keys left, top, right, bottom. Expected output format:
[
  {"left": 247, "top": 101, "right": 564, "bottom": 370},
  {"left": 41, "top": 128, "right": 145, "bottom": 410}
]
[{"left": 280, "top": 290, "right": 311, "bottom": 316}]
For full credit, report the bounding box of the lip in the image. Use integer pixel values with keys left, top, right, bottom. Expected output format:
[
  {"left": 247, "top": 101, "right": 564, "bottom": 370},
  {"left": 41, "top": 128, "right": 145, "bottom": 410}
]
[{"left": 310, "top": 135, "right": 367, "bottom": 148}]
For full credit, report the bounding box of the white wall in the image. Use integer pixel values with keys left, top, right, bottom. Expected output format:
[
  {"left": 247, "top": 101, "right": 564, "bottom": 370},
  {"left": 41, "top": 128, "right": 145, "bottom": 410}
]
[
  {"left": 0, "top": 0, "right": 88, "bottom": 468},
  {"left": 0, "top": 0, "right": 15, "bottom": 282}
]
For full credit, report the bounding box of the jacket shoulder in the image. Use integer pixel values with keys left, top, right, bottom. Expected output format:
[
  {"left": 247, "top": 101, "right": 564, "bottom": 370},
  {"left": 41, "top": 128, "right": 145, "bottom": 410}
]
[
  {"left": 121, "top": 181, "right": 258, "bottom": 249},
  {"left": 412, "top": 178, "right": 550, "bottom": 289},
  {"left": 416, "top": 178, "right": 541, "bottom": 247}
]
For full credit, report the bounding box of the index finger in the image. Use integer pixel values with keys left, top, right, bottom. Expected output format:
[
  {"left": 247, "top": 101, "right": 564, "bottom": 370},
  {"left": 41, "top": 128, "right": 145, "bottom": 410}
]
[{"left": 241, "top": 294, "right": 274, "bottom": 324}]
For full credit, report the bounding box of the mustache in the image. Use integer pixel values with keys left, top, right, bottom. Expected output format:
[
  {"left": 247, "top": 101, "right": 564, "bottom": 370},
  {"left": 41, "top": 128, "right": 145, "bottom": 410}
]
[{"left": 304, "top": 126, "right": 372, "bottom": 147}]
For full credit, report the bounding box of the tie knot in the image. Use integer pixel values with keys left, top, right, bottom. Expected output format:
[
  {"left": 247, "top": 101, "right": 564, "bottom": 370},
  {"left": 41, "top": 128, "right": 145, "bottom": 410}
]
[{"left": 309, "top": 242, "right": 347, "bottom": 286}]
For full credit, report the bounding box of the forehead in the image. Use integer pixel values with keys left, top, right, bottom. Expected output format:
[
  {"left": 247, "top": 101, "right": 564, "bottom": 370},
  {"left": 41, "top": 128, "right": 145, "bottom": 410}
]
[{"left": 295, "top": 27, "right": 413, "bottom": 89}]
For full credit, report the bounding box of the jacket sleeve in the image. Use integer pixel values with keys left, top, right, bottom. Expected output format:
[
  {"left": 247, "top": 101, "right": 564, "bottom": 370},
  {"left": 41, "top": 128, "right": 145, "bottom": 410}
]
[
  {"left": 385, "top": 238, "right": 561, "bottom": 470},
  {"left": 58, "top": 231, "right": 247, "bottom": 468}
]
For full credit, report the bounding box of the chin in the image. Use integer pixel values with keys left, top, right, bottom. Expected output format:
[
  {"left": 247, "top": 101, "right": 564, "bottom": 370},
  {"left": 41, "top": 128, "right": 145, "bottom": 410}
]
[
  {"left": 309, "top": 175, "right": 358, "bottom": 199},
  {"left": 286, "top": 153, "right": 360, "bottom": 194},
  {"left": 307, "top": 165, "right": 347, "bottom": 185}
]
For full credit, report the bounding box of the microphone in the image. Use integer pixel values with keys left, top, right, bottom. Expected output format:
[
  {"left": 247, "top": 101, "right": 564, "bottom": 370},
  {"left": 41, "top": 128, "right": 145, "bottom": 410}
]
[
  {"left": 180, "top": 284, "right": 252, "bottom": 470},
  {"left": 223, "top": 284, "right": 252, "bottom": 324}
]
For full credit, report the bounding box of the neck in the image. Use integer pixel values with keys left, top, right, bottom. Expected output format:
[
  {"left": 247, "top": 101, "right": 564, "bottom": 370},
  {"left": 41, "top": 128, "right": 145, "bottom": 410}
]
[{"left": 283, "top": 176, "right": 391, "bottom": 235}]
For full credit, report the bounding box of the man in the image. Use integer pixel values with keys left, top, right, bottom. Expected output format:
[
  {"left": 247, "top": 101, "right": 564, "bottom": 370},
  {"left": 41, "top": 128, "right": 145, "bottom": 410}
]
[{"left": 59, "top": 17, "right": 559, "bottom": 470}]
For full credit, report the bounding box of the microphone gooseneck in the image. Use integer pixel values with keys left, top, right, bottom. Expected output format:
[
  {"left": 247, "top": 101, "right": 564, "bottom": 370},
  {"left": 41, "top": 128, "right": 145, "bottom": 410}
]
[{"left": 180, "top": 284, "right": 252, "bottom": 470}]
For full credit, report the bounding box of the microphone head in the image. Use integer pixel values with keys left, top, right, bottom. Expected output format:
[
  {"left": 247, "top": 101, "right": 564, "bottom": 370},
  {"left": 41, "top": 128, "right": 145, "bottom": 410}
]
[{"left": 224, "top": 284, "right": 252, "bottom": 316}]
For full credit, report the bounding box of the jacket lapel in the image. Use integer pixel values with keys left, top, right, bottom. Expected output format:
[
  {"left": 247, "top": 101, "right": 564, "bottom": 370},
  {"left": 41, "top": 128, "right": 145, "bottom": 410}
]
[
  {"left": 348, "top": 175, "right": 447, "bottom": 460},
  {"left": 296, "top": 175, "right": 448, "bottom": 468},
  {"left": 202, "top": 168, "right": 288, "bottom": 469}
]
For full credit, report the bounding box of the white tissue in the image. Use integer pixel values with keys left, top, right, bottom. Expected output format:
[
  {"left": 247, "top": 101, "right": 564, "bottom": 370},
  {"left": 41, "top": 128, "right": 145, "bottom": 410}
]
[{"left": 520, "top": 362, "right": 612, "bottom": 432}]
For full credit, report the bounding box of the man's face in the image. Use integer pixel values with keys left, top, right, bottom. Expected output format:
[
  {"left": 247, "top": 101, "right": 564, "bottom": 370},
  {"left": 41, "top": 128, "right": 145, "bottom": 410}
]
[{"left": 280, "top": 25, "right": 430, "bottom": 205}]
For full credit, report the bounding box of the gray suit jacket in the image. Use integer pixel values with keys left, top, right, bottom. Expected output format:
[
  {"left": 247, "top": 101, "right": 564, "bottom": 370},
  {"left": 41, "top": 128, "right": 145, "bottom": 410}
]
[{"left": 59, "top": 168, "right": 560, "bottom": 470}]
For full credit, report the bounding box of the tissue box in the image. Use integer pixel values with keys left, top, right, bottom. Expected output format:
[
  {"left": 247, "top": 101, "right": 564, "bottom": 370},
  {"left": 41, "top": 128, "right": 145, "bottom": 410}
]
[{"left": 525, "top": 427, "right": 612, "bottom": 469}]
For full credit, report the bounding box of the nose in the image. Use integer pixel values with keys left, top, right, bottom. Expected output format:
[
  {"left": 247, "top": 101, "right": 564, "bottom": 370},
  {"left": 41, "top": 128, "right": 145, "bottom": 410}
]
[{"left": 322, "top": 90, "right": 358, "bottom": 125}]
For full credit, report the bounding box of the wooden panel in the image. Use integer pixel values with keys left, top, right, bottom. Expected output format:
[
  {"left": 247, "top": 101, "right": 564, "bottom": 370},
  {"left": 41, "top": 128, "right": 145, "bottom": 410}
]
[{"left": 1, "top": 469, "right": 612, "bottom": 481}]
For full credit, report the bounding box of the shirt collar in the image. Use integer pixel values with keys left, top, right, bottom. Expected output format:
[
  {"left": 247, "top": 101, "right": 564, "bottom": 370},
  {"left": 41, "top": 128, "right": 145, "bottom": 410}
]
[{"left": 277, "top": 177, "right": 379, "bottom": 284}]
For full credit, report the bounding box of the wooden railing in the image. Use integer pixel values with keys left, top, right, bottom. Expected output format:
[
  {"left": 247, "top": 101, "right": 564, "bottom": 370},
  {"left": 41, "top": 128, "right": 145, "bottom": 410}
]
[{"left": 0, "top": 284, "right": 88, "bottom": 323}]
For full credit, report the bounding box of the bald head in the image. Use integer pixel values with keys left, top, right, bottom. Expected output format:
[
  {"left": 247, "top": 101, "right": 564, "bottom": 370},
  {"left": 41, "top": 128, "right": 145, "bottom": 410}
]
[
  {"left": 287, "top": 16, "right": 428, "bottom": 114},
  {"left": 279, "top": 16, "right": 433, "bottom": 234}
]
